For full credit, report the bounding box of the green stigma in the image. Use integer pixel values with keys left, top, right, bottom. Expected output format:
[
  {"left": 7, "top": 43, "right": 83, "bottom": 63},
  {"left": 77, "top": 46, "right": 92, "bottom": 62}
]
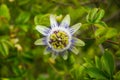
[{"left": 49, "top": 30, "right": 69, "bottom": 50}]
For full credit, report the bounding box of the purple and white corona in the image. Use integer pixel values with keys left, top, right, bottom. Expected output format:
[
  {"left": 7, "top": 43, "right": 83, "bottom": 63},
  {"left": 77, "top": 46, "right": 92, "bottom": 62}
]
[{"left": 34, "top": 14, "right": 85, "bottom": 60}]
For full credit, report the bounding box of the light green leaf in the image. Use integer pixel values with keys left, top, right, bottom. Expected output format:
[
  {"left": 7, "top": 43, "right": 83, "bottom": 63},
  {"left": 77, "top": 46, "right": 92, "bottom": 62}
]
[
  {"left": 37, "top": 74, "right": 48, "bottom": 80},
  {"left": 86, "top": 9, "right": 91, "bottom": 23},
  {"left": 34, "top": 14, "right": 50, "bottom": 26},
  {"left": 95, "top": 27, "right": 106, "bottom": 37},
  {"left": 95, "top": 21, "right": 108, "bottom": 28},
  {"left": 98, "top": 21, "right": 108, "bottom": 27},
  {"left": 1, "top": 78, "right": 10, "bottom": 80},
  {"left": 86, "top": 8, "right": 105, "bottom": 23},
  {"left": 94, "top": 9, "right": 105, "bottom": 23},
  {"left": 96, "top": 36, "right": 106, "bottom": 44},
  {"left": 95, "top": 56, "right": 102, "bottom": 69},
  {"left": 84, "top": 57, "right": 94, "bottom": 67},
  {"left": 0, "top": 4, "right": 10, "bottom": 20},
  {"left": 105, "top": 28, "right": 117, "bottom": 39},
  {"left": 69, "top": 55, "right": 75, "bottom": 64},
  {"left": 114, "top": 71, "right": 120, "bottom": 80}
]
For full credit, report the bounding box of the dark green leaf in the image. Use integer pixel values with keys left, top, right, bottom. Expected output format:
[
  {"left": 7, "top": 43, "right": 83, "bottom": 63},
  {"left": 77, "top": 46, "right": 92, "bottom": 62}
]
[
  {"left": 16, "top": 12, "right": 31, "bottom": 24},
  {"left": 101, "top": 50, "right": 115, "bottom": 76},
  {"left": 86, "top": 67, "right": 107, "bottom": 79},
  {"left": 0, "top": 41, "right": 9, "bottom": 56},
  {"left": 90, "top": 8, "right": 98, "bottom": 22}
]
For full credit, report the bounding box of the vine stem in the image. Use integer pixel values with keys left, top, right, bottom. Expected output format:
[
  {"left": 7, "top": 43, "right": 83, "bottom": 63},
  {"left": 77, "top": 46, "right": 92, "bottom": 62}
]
[
  {"left": 106, "top": 40, "right": 119, "bottom": 45},
  {"left": 48, "top": 61, "right": 60, "bottom": 75}
]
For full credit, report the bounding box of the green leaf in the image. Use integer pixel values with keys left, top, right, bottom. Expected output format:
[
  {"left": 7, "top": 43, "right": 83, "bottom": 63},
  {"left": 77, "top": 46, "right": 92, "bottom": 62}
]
[
  {"left": 16, "top": 12, "right": 31, "bottom": 24},
  {"left": 98, "top": 21, "right": 108, "bottom": 27},
  {"left": 90, "top": 8, "right": 98, "bottom": 22},
  {"left": 83, "top": 57, "right": 94, "bottom": 67},
  {"left": 0, "top": 4, "right": 10, "bottom": 20},
  {"left": 0, "top": 41, "right": 9, "bottom": 56},
  {"left": 114, "top": 71, "right": 120, "bottom": 80},
  {"left": 1, "top": 78, "right": 10, "bottom": 80},
  {"left": 95, "top": 27, "right": 106, "bottom": 37},
  {"left": 86, "top": 67, "right": 107, "bottom": 79},
  {"left": 101, "top": 50, "right": 115, "bottom": 76},
  {"left": 18, "top": 24, "right": 29, "bottom": 32},
  {"left": 68, "top": 7, "right": 86, "bottom": 24},
  {"left": 12, "top": 66, "right": 22, "bottom": 76},
  {"left": 95, "top": 56, "right": 102, "bottom": 69},
  {"left": 37, "top": 74, "right": 48, "bottom": 80},
  {"left": 94, "top": 9, "right": 105, "bottom": 23},
  {"left": 105, "top": 28, "right": 117, "bottom": 39},
  {"left": 86, "top": 8, "right": 105, "bottom": 23},
  {"left": 34, "top": 14, "right": 50, "bottom": 26},
  {"left": 96, "top": 28, "right": 117, "bottom": 44},
  {"left": 18, "top": 0, "right": 30, "bottom": 5},
  {"left": 86, "top": 9, "right": 91, "bottom": 23},
  {"left": 96, "top": 36, "right": 106, "bottom": 44},
  {"left": 95, "top": 21, "right": 108, "bottom": 28},
  {"left": 71, "top": 64, "right": 86, "bottom": 80},
  {"left": 69, "top": 55, "right": 75, "bottom": 64}
]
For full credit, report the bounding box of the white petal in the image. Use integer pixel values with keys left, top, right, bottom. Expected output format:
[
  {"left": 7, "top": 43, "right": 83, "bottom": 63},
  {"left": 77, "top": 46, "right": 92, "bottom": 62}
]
[
  {"left": 44, "top": 47, "right": 51, "bottom": 55},
  {"left": 73, "top": 38, "right": 85, "bottom": 46},
  {"left": 34, "top": 38, "right": 46, "bottom": 45},
  {"left": 70, "top": 23, "right": 81, "bottom": 34},
  {"left": 36, "top": 25, "right": 50, "bottom": 36},
  {"left": 60, "top": 15, "right": 70, "bottom": 28},
  {"left": 50, "top": 14, "right": 58, "bottom": 28},
  {"left": 51, "top": 52, "right": 58, "bottom": 59},
  {"left": 62, "top": 51, "right": 68, "bottom": 60},
  {"left": 70, "top": 47, "right": 79, "bottom": 55}
]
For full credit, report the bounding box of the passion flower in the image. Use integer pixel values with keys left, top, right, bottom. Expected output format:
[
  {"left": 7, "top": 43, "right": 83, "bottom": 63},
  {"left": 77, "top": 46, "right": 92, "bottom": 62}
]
[{"left": 34, "top": 14, "right": 85, "bottom": 60}]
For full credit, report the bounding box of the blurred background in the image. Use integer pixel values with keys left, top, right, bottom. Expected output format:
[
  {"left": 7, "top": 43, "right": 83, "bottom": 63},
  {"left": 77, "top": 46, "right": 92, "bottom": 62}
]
[{"left": 0, "top": 0, "right": 120, "bottom": 80}]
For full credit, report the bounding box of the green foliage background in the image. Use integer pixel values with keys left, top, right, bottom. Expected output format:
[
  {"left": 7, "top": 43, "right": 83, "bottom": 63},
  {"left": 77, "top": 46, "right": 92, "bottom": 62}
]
[{"left": 0, "top": 0, "right": 120, "bottom": 80}]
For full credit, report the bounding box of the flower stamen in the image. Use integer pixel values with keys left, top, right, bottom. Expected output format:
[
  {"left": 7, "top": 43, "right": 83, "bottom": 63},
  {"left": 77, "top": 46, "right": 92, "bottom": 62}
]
[{"left": 49, "top": 30, "right": 69, "bottom": 50}]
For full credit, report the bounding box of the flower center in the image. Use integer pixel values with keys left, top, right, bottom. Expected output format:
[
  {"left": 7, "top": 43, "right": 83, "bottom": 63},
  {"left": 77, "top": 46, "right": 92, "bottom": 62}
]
[{"left": 48, "top": 30, "right": 69, "bottom": 51}]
